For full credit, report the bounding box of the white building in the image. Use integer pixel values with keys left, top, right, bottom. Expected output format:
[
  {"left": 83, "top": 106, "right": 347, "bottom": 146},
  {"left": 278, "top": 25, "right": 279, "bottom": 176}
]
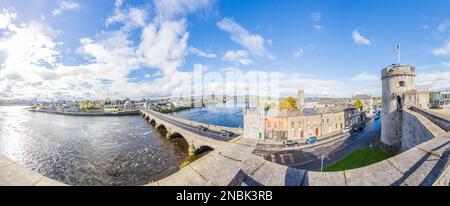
[{"left": 243, "top": 105, "right": 266, "bottom": 140}]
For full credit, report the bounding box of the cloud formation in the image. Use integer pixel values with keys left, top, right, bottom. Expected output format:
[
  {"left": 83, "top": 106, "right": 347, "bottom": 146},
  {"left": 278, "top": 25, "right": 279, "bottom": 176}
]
[
  {"left": 52, "top": 1, "right": 80, "bottom": 16},
  {"left": 352, "top": 30, "right": 371, "bottom": 45},
  {"left": 431, "top": 41, "right": 450, "bottom": 56},
  {"left": 222, "top": 50, "right": 252, "bottom": 65},
  {"left": 217, "top": 17, "right": 272, "bottom": 58}
]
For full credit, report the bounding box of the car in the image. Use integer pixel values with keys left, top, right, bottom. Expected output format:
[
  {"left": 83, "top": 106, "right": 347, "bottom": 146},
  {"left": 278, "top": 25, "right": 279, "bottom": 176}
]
[
  {"left": 352, "top": 124, "right": 364, "bottom": 132},
  {"left": 342, "top": 126, "right": 351, "bottom": 133},
  {"left": 374, "top": 115, "right": 380, "bottom": 120},
  {"left": 196, "top": 125, "right": 208, "bottom": 132},
  {"left": 305, "top": 136, "right": 318, "bottom": 144},
  {"left": 220, "top": 130, "right": 233, "bottom": 138},
  {"left": 283, "top": 140, "right": 298, "bottom": 146}
]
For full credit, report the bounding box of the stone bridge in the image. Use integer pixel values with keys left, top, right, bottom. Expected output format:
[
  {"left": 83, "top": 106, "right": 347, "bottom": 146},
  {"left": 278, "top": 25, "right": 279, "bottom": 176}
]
[
  {"left": 140, "top": 110, "right": 243, "bottom": 155},
  {"left": 148, "top": 106, "right": 450, "bottom": 186}
]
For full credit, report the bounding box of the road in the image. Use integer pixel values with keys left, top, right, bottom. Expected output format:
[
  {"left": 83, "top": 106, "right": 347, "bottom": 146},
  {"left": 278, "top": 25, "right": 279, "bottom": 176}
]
[
  {"left": 145, "top": 110, "right": 239, "bottom": 142},
  {"left": 253, "top": 117, "right": 382, "bottom": 171}
]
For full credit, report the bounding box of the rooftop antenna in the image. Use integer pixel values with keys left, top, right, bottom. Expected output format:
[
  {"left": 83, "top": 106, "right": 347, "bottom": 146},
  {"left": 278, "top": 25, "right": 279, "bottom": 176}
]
[{"left": 396, "top": 43, "right": 401, "bottom": 64}]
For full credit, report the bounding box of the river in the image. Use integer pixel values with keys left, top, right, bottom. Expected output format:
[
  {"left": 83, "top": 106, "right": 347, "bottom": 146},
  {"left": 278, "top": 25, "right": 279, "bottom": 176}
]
[
  {"left": 170, "top": 103, "right": 245, "bottom": 128},
  {"left": 0, "top": 106, "right": 188, "bottom": 186}
]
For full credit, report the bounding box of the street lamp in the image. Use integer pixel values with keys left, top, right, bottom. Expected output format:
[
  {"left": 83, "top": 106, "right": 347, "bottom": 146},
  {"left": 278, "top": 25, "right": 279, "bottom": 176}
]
[{"left": 320, "top": 155, "right": 325, "bottom": 172}]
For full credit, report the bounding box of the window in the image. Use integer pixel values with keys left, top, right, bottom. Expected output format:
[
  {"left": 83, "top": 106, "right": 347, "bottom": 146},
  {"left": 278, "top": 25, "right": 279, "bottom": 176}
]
[
  {"left": 274, "top": 122, "right": 278, "bottom": 129},
  {"left": 399, "top": 81, "right": 405, "bottom": 87}
]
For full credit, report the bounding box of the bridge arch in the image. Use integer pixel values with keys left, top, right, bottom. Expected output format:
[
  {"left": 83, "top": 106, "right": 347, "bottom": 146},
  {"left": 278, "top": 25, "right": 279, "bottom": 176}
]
[
  {"left": 194, "top": 145, "right": 214, "bottom": 156},
  {"left": 149, "top": 119, "right": 156, "bottom": 126},
  {"left": 169, "top": 132, "right": 184, "bottom": 139}
]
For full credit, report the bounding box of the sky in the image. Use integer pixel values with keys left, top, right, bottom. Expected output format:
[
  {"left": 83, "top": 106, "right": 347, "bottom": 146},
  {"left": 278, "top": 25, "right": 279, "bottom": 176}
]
[{"left": 0, "top": 0, "right": 449, "bottom": 100}]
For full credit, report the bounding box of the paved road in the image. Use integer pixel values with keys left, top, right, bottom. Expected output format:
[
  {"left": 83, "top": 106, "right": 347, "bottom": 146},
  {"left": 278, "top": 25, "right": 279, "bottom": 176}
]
[
  {"left": 145, "top": 110, "right": 238, "bottom": 142},
  {"left": 253, "top": 117, "right": 382, "bottom": 171}
]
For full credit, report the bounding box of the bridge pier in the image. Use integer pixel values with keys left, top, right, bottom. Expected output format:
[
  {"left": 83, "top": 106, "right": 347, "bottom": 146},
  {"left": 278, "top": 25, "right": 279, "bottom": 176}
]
[
  {"left": 188, "top": 144, "right": 197, "bottom": 156},
  {"left": 166, "top": 132, "right": 172, "bottom": 139}
]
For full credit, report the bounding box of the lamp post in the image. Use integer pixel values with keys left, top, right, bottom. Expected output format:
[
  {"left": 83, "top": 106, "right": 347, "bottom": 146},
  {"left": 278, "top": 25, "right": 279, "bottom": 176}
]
[{"left": 320, "top": 155, "right": 325, "bottom": 172}]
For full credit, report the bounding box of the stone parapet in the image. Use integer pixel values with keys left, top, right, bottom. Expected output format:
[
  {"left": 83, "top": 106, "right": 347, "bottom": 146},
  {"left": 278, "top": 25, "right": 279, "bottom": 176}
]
[
  {"left": 381, "top": 64, "right": 416, "bottom": 80},
  {"left": 0, "top": 155, "right": 66, "bottom": 186},
  {"left": 150, "top": 134, "right": 450, "bottom": 186}
]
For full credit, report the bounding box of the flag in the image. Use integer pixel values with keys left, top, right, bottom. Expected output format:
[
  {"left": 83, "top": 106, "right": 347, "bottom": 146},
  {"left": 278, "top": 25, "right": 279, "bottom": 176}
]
[{"left": 396, "top": 44, "right": 400, "bottom": 53}]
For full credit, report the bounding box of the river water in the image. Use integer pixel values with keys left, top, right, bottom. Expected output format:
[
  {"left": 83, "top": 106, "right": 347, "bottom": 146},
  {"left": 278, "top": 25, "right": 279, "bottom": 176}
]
[
  {"left": 0, "top": 106, "right": 188, "bottom": 186},
  {"left": 170, "top": 103, "right": 245, "bottom": 128}
]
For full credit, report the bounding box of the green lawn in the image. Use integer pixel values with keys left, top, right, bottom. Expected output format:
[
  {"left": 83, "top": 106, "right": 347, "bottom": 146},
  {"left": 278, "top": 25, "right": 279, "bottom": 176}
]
[{"left": 323, "top": 147, "right": 391, "bottom": 172}]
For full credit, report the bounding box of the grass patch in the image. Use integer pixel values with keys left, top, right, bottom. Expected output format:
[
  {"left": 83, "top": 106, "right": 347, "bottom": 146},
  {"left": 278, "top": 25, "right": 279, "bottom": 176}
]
[{"left": 323, "top": 147, "right": 390, "bottom": 172}]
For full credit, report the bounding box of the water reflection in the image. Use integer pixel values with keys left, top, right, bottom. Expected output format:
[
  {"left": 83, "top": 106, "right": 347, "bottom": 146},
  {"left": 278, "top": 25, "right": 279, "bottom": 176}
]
[{"left": 0, "top": 106, "right": 188, "bottom": 186}]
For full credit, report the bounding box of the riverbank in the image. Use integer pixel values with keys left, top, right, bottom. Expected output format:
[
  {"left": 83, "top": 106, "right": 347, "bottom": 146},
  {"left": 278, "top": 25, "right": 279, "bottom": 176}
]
[{"left": 28, "top": 109, "right": 140, "bottom": 116}]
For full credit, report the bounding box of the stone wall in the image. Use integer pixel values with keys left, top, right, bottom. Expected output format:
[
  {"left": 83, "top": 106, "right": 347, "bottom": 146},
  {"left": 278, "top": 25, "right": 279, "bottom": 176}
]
[
  {"left": 410, "top": 106, "right": 450, "bottom": 132},
  {"left": 401, "top": 108, "right": 447, "bottom": 152}
]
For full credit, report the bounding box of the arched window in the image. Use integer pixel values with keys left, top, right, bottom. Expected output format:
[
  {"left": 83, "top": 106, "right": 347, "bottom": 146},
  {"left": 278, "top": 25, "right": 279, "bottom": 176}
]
[{"left": 399, "top": 81, "right": 405, "bottom": 87}]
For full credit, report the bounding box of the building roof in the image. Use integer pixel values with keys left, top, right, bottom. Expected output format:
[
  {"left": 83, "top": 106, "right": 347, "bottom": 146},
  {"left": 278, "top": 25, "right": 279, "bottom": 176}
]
[{"left": 353, "top": 94, "right": 372, "bottom": 99}]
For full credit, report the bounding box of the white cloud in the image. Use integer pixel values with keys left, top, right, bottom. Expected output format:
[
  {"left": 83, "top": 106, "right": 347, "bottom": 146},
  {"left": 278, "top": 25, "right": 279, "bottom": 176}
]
[
  {"left": 52, "top": 1, "right": 80, "bottom": 16},
  {"left": 0, "top": 8, "right": 17, "bottom": 30},
  {"left": 222, "top": 50, "right": 252, "bottom": 65},
  {"left": 416, "top": 71, "right": 450, "bottom": 91},
  {"left": 106, "top": 0, "right": 147, "bottom": 30},
  {"left": 138, "top": 20, "right": 189, "bottom": 76},
  {"left": 217, "top": 17, "right": 272, "bottom": 58},
  {"left": 350, "top": 72, "right": 378, "bottom": 81},
  {"left": 189, "top": 47, "right": 217, "bottom": 58},
  {"left": 153, "top": 0, "right": 212, "bottom": 21},
  {"left": 431, "top": 41, "right": 450, "bottom": 56},
  {"left": 310, "top": 12, "right": 323, "bottom": 31},
  {"left": 292, "top": 48, "right": 304, "bottom": 59},
  {"left": 0, "top": 1, "right": 216, "bottom": 100},
  {"left": 352, "top": 30, "right": 371, "bottom": 45}
]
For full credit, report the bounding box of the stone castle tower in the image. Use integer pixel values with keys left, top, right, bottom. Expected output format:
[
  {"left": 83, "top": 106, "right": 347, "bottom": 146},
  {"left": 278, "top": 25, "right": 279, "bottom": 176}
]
[{"left": 381, "top": 64, "right": 416, "bottom": 154}]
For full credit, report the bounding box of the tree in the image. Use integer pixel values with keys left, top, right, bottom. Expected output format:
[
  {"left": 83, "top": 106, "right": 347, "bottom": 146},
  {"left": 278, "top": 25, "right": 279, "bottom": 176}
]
[
  {"left": 279, "top": 96, "right": 298, "bottom": 111},
  {"left": 264, "top": 103, "right": 275, "bottom": 111},
  {"left": 355, "top": 99, "right": 363, "bottom": 111}
]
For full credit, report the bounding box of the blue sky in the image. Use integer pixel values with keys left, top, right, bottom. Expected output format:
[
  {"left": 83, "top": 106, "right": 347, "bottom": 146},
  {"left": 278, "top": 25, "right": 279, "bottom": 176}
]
[{"left": 0, "top": 0, "right": 449, "bottom": 100}]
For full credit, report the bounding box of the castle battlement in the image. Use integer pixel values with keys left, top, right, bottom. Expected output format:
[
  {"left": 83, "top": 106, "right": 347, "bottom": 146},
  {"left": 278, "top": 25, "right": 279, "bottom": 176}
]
[{"left": 381, "top": 64, "right": 416, "bottom": 79}]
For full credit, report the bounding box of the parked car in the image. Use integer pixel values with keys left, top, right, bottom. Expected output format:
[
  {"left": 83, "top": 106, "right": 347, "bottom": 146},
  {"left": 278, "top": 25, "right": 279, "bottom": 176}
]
[
  {"left": 283, "top": 140, "right": 298, "bottom": 146},
  {"left": 220, "top": 130, "right": 233, "bottom": 138},
  {"left": 342, "top": 126, "right": 351, "bottom": 133},
  {"left": 196, "top": 125, "right": 208, "bottom": 132},
  {"left": 305, "top": 136, "right": 318, "bottom": 144},
  {"left": 352, "top": 124, "right": 364, "bottom": 132}
]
